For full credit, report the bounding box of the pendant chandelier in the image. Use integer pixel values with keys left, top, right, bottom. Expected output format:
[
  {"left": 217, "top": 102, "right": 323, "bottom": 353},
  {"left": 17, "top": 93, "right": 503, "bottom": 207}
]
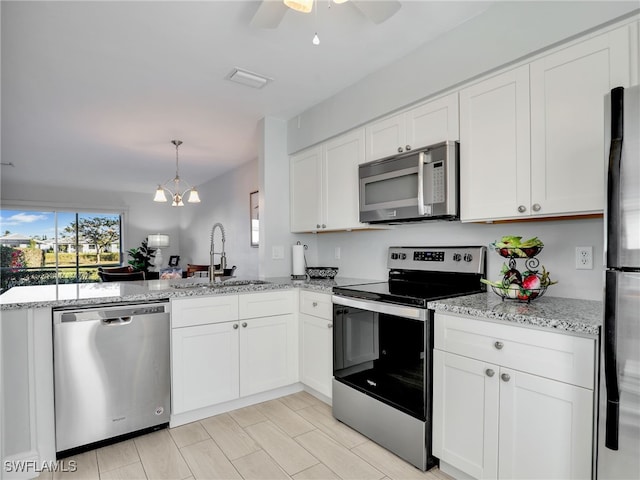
[{"left": 154, "top": 140, "right": 201, "bottom": 207}]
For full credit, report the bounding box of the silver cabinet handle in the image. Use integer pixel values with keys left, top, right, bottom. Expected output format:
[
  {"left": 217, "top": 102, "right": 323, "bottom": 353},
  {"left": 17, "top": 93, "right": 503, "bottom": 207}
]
[
  {"left": 316, "top": 224, "right": 321, "bottom": 228},
  {"left": 532, "top": 203, "right": 541, "bottom": 212},
  {"left": 501, "top": 373, "right": 511, "bottom": 382},
  {"left": 486, "top": 369, "right": 495, "bottom": 377},
  {"left": 312, "top": 301, "right": 318, "bottom": 307},
  {"left": 242, "top": 322, "right": 247, "bottom": 328},
  {"left": 233, "top": 323, "right": 239, "bottom": 329},
  {"left": 397, "top": 146, "right": 404, "bottom": 153},
  {"left": 321, "top": 224, "right": 326, "bottom": 229},
  {"left": 518, "top": 205, "right": 526, "bottom": 213},
  {"left": 406, "top": 145, "right": 412, "bottom": 151},
  {"left": 328, "top": 322, "right": 333, "bottom": 329},
  {"left": 494, "top": 341, "right": 504, "bottom": 350}
]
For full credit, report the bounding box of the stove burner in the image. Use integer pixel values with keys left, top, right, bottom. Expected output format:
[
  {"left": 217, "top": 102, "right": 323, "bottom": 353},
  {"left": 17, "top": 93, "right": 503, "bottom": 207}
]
[{"left": 334, "top": 246, "right": 487, "bottom": 308}]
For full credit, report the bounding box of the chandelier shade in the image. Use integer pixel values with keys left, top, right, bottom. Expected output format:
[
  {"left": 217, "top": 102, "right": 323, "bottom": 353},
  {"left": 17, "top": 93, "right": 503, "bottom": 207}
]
[{"left": 154, "top": 140, "right": 201, "bottom": 207}]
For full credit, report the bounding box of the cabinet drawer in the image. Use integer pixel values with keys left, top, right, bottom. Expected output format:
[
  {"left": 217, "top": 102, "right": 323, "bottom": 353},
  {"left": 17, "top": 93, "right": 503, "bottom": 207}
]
[
  {"left": 434, "top": 313, "right": 595, "bottom": 389},
  {"left": 239, "top": 290, "right": 295, "bottom": 319},
  {"left": 299, "top": 290, "right": 332, "bottom": 319},
  {"left": 171, "top": 295, "right": 239, "bottom": 328}
]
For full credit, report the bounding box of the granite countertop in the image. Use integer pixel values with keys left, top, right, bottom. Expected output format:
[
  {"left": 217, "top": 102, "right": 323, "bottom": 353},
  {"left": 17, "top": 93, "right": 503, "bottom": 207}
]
[
  {"left": 0, "top": 276, "right": 380, "bottom": 311},
  {"left": 428, "top": 292, "right": 602, "bottom": 337}
]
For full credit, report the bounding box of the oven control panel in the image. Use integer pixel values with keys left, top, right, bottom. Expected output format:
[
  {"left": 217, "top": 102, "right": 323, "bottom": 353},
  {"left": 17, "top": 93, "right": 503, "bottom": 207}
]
[{"left": 387, "top": 246, "right": 486, "bottom": 273}]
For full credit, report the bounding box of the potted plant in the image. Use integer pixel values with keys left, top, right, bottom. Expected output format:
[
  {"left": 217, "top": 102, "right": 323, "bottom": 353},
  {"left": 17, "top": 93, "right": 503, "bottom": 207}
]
[{"left": 127, "top": 239, "right": 155, "bottom": 273}]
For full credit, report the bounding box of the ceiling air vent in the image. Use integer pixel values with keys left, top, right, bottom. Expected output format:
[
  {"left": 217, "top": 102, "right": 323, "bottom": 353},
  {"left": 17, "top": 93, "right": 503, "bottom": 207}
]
[{"left": 225, "top": 68, "right": 272, "bottom": 89}]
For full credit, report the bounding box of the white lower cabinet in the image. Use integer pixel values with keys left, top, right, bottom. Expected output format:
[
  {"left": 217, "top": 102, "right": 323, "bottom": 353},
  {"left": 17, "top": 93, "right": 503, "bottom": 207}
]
[
  {"left": 299, "top": 290, "right": 333, "bottom": 398},
  {"left": 172, "top": 321, "right": 240, "bottom": 413},
  {"left": 239, "top": 313, "right": 298, "bottom": 397},
  {"left": 171, "top": 290, "right": 297, "bottom": 416},
  {"left": 433, "top": 313, "right": 596, "bottom": 480}
]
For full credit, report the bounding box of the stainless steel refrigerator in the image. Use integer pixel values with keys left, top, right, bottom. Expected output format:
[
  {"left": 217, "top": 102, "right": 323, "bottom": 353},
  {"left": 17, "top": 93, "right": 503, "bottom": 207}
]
[{"left": 598, "top": 85, "right": 640, "bottom": 479}]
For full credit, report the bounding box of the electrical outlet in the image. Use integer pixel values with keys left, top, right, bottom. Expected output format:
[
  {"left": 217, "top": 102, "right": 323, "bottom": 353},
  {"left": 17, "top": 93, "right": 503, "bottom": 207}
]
[{"left": 575, "top": 246, "right": 593, "bottom": 270}]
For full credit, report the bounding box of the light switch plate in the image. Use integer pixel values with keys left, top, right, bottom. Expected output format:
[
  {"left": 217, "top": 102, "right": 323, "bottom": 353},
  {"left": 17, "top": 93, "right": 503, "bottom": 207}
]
[{"left": 272, "top": 245, "right": 284, "bottom": 260}]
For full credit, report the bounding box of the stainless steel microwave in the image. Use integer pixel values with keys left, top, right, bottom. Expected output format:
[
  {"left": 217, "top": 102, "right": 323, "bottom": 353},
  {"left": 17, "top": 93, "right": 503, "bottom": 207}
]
[{"left": 359, "top": 140, "right": 459, "bottom": 223}]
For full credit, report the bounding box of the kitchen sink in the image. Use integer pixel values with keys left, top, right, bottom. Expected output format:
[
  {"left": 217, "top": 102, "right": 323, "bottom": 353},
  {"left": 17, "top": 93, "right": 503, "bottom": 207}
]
[{"left": 172, "top": 280, "right": 270, "bottom": 290}]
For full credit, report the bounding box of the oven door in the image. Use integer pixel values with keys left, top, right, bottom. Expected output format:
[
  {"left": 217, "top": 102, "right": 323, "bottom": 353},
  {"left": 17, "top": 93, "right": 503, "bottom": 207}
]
[{"left": 332, "top": 295, "right": 432, "bottom": 421}]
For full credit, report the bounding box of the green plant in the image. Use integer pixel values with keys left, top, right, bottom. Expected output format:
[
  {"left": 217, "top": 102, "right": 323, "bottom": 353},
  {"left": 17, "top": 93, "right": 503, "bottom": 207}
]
[{"left": 127, "top": 239, "right": 155, "bottom": 272}]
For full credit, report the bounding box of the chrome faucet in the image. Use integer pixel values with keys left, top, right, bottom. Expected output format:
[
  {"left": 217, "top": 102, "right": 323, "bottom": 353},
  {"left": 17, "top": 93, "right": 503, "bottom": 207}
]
[{"left": 209, "top": 223, "right": 227, "bottom": 280}]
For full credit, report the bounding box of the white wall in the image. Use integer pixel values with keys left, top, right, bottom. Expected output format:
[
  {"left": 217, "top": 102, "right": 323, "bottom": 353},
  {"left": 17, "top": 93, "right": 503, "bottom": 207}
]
[
  {"left": 305, "top": 218, "right": 605, "bottom": 301},
  {"left": 258, "top": 117, "right": 316, "bottom": 278},
  {"left": 287, "top": 1, "right": 639, "bottom": 153},
  {"left": 178, "top": 158, "right": 259, "bottom": 279}
]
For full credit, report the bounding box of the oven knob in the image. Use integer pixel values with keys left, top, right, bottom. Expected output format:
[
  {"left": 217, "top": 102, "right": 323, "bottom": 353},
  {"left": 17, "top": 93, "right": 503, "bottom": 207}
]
[
  {"left": 464, "top": 253, "right": 473, "bottom": 262},
  {"left": 391, "top": 253, "right": 398, "bottom": 260},
  {"left": 453, "top": 253, "right": 462, "bottom": 262},
  {"left": 401, "top": 253, "right": 407, "bottom": 260}
]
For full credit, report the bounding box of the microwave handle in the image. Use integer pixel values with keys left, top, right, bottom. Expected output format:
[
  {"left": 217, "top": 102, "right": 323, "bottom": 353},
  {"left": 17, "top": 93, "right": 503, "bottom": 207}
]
[{"left": 417, "top": 151, "right": 426, "bottom": 215}]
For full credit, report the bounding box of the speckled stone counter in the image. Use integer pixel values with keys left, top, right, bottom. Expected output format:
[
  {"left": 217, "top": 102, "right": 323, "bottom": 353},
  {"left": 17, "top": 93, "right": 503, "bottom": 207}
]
[
  {"left": 428, "top": 292, "right": 602, "bottom": 337},
  {"left": 0, "top": 276, "right": 380, "bottom": 311},
  {"left": 264, "top": 276, "right": 381, "bottom": 293}
]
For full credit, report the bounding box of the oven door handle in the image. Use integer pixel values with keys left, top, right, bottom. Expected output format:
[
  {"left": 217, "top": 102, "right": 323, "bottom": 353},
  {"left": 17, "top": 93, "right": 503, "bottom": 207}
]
[{"left": 332, "top": 295, "right": 427, "bottom": 321}]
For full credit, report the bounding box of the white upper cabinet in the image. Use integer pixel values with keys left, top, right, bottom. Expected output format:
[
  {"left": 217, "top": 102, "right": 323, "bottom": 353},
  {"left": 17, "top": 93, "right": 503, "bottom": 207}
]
[
  {"left": 365, "top": 93, "right": 459, "bottom": 162},
  {"left": 461, "top": 25, "right": 631, "bottom": 222},
  {"left": 290, "top": 145, "right": 323, "bottom": 233},
  {"left": 460, "top": 66, "right": 531, "bottom": 222},
  {"left": 529, "top": 27, "right": 630, "bottom": 216},
  {"left": 290, "top": 129, "right": 366, "bottom": 233}
]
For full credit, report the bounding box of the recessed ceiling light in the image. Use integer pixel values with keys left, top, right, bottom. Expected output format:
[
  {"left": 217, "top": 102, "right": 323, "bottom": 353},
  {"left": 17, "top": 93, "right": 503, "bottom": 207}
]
[{"left": 225, "top": 68, "right": 273, "bottom": 89}]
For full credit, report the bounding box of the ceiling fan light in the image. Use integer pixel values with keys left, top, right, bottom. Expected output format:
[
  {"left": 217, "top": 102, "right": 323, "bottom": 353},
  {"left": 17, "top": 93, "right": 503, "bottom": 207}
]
[
  {"left": 332, "top": 0, "right": 348, "bottom": 3},
  {"left": 188, "top": 188, "right": 201, "bottom": 203},
  {"left": 284, "top": 0, "right": 313, "bottom": 13},
  {"left": 154, "top": 186, "right": 168, "bottom": 202}
]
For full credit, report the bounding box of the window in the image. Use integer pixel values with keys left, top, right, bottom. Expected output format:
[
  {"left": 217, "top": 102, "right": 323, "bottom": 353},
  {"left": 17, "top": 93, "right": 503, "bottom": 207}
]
[{"left": 0, "top": 209, "right": 123, "bottom": 292}]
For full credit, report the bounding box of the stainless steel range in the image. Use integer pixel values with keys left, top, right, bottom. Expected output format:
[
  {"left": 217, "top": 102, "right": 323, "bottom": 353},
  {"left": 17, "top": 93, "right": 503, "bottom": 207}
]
[{"left": 331, "top": 246, "right": 486, "bottom": 471}]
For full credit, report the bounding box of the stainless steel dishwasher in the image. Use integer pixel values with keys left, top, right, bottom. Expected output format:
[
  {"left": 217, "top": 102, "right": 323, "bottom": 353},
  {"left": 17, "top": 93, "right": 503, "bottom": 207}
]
[{"left": 53, "top": 301, "right": 170, "bottom": 456}]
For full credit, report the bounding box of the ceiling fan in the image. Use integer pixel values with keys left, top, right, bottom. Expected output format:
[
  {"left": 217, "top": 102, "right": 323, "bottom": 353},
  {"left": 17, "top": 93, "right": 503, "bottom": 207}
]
[{"left": 250, "top": 0, "right": 402, "bottom": 29}]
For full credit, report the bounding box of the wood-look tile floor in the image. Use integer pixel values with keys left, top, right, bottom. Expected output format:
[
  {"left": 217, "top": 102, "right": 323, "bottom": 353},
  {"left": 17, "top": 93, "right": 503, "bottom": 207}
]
[{"left": 39, "top": 391, "right": 453, "bottom": 480}]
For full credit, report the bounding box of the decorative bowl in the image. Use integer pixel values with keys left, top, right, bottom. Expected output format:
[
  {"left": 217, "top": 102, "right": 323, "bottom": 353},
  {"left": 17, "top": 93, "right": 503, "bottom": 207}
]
[{"left": 306, "top": 267, "right": 338, "bottom": 279}]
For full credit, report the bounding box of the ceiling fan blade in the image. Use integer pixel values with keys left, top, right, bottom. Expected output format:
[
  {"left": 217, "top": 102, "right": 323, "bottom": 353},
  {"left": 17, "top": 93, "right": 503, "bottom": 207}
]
[
  {"left": 350, "top": 0, "right": 401, "bottom": 24},
  {"left": 250, "top": 0, "right": 289, "bottom": 29}
]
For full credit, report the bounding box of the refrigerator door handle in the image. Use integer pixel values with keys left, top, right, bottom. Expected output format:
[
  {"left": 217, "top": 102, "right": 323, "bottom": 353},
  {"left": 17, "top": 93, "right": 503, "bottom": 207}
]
[
  {"left": 604, "top": 270, "right": 620, "bottom": 450},
  {"left": 606, "top": 86, "right": 624, "bottom": 268}
]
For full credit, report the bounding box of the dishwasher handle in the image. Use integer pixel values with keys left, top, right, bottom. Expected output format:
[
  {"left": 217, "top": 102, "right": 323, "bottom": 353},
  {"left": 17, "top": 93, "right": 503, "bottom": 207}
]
[
  {"left": 55, "top": 302, "right": 168, "bottom": 324},
  {"left": 102, "top": 316, "right": 132, "bottom": 325}
]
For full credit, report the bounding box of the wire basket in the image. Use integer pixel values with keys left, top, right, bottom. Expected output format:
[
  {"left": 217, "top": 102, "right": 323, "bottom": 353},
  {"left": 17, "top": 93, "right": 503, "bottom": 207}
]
[{"left": 490, "top": 283, "right": 548, "bottom": 303}]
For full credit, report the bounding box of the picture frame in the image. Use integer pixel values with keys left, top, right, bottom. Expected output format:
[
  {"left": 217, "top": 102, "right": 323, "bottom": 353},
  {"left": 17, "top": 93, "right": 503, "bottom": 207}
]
[
  {"left": 168, "top": 255, "right": 180, "bottom": 267},
  {"left": 250, "top": 190, "right": 259, "bottom": 247}
]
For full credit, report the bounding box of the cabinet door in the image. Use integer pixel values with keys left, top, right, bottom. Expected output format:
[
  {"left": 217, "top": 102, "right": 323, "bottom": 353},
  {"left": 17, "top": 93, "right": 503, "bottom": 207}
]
[
  {"left": 290, "top": 146, "right": 322, "bottom": 232},
  {"left": 323, "top": 129, "right": 366, "bottom": 230},
  {"left": 300, "top": 313, "right": 333, "bottom": 398},
  {"left": 239, "top": 314, "right": 298, "bottom": 397},
  {"left": 460, "top": 66, "right": 531, "bottom": 222},
  {"left": 498, "top": 368, "right": 594, "bottom": 480},
  {"left": 530, "top": 27, "right": 630, "bottom": 216},
  {"left": 172, "top": 323, "right": 239, "bottom": 414},
  {"left": 433, "top": 350, "right": 499, "bottom": 480},
  {"left": 365, "top": 112, "right": 405, "bottom": 161},
  {"left": 406, "top": 92, "right": 460, "bottom": 149}
]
